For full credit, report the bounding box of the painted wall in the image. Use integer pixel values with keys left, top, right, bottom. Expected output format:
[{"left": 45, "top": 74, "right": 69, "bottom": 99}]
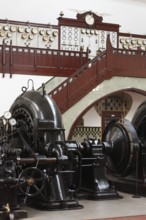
[
  {"left": 83, "top": 107, "right": 101, "bottom": 127},
  {"left": 125, "top": 91, "right": 146, "bottom": 121},
  {"left": 0, "top": 75, "right": 50, "bottom": 115}
]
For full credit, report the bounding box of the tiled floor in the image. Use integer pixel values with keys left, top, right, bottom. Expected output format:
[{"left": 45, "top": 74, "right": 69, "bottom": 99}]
[{"left": 20, "top": 192, "right": 146, "bottom": 220}]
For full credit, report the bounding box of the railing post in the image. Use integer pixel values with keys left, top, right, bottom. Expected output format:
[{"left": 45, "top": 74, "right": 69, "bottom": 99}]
[
  {"left": 67, "top": 80, "right": 69, "bottom": 110},
  {"left": 34, "top": 48, "right": 37, "bottom": 68},
  {"left": 106, "top": 34, "right": 113, "bottom": 79},
  {"left": 57, "top": 50, "right": 60, "bottom": 72},
  {"left": 2, "top": 39, "right": 5, "bottom": 77},
  {"left": 10, "top": 40, "right": 13, "bottom": 78},
  {"left": 95, "top": 57, "right": 99, "bottom": 83},
  {"left": 80, "top": 47, "right": 83, "bottom": 67}
]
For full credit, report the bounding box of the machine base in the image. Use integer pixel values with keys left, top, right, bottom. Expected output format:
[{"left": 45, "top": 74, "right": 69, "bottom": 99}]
[
  {"left": 107, "top": 174, "right": 146, "bottom": 197},
  {"left": 27, "top": 199, "right": 83, "bottom": 211},
  {"left": 76, "top": 188, "right": 122, "bottom": 200},
  {"left": 0, "top": 209, "right": 27, "bottom": 220}
]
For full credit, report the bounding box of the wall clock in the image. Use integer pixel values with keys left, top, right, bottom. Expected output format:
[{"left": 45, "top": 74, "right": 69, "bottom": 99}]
[{"left": 85, "top": 14, "right": 95, "bottom": 25}]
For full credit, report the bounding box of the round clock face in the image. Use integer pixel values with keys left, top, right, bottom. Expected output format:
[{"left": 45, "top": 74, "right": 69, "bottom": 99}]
[{"left": 85, "top": 14, "right": 95, "bottom": 25}]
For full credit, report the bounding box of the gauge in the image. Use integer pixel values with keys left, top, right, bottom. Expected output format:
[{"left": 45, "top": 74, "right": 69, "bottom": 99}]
[
  {"left": 32, "top": 28, "right": 38, "bottom": 34},
  {"left": 131, "top": 39, "right": 136, "bottom": 45},
  {"left": 0, "top": 31, "right": 5, "bottom": 37},
  {"left": 46, "top": 30, "right": 52, "bottom": 35},
  {"left": 3, "top": 25, "right": 9, "bottom": 31},
  {"left": 123, "top": 44, "right": 128, "bottom": 50},
  {"left": 95, "top": 30, "right": 98, "bottom": 35},
  {"left": 49, "top": 36, "right": 55, "bottom": 42},
  {"left": 86, "top": 29, "right": 90, "bottom": 34},
  {"left": 28, "top": 34, "right": 33, "bottom": 40},
  {"left": 25, "top": 27, "right": 30, "bottom": 33},
  {"left": 126, "top": 38, "right": 130, "bottom": 44},
  {"left": 4, "top": 111, "right": 12, "bottom": 119},
  {"left": 81, "top": 29, "right": 85, "bottom": 34},
  {"left": 128, "top": 45, "right": 133, "bottom": 50},
  {"left": 39, "top": 30, "right": 45, "bottom": 35},
  {"left": 140, "top": 45, "right": 145, "bottom": 51},
  {"left": 21, "top": 33, "right": 27, "bottom": 39},
  {"left": 120, "top": 38, "right": 125, "bottom": 44},
  {"left": 43, "top": 35, "right": 48, "bottom": 41},
  {"left": 53, "top": 31, "right": 58, "bottom": 37},
  {"left": 7, "top": 32, "right": 12, "bottom": 38},
  {"left": 10, "top": 25, "right": 17, "bottom": 32},
  {"left": 9, "top": 118, "right": 17, "bottom": 126},
  {"left": 18, "top": 26, "right": 24, "bottom": 33},
  {"left": 90, "top": 30, "right": 94, "bottom": 35},
  {"left": 137, "top": 39, "right": 142, "bottom": 45}
]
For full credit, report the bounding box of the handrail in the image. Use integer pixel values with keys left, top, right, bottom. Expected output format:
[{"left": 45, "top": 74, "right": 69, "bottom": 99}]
[
  {"left": 49, "top": 50, "right": 107, "bottom": 96},
  {"left": 37, "top": 76, "right": 55, "bottom": 90},
  {"left": 113, "top": 47, "right": 146, "bottom": 56},
  {"left": 49, "top": 50, "right": 107, "bottom": 113},
  {"left": 0, "top": 42, "right": 88, "bottom": 77}
]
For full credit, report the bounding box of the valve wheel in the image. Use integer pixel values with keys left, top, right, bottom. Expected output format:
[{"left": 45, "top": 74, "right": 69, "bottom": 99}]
[{"left": 18, "top": 167, "right": 45, "bottom": 197}]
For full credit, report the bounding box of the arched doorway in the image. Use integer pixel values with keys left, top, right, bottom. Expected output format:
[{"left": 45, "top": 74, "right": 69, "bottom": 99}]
[{"left": 69, "top": 91, "right": 145, "bottom": 142}]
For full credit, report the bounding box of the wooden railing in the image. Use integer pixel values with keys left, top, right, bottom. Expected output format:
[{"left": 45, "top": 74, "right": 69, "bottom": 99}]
[
  {"left": 49, "top": 35, "right": 146, "bottom": 113},
  {"left": 49, "top": 51, "right": 107, "bottom": 113},
  {"left": 0, "top": 41, "right": 88, "bottom": 77},
  {"left": 112, "top": 48, "right": 146, "bottom": 77}
]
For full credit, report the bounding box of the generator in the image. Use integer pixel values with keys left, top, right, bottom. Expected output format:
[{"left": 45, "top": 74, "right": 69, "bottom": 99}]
[
  {"left": 102, "top": 107, "right": 146, "bottom": 197},
  {"left": 0, "top": 81, "right": 120, "bottom": 219}
]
